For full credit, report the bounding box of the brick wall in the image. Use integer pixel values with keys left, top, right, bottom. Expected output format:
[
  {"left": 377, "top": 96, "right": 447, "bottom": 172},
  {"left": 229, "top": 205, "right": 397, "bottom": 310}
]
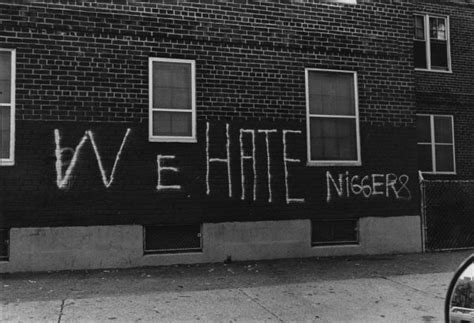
[
  {"left": 414, "top": 0, "right": 474, "bottom": 179},
  {"left": 0, "top": 0, "right": 419, "bottom": 228},
  {"left": 1, "top": 0, "right": 415, "bottom": 124}
]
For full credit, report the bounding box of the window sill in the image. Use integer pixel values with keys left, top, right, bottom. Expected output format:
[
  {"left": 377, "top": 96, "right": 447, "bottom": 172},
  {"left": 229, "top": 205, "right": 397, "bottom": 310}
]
[
  {"left": 306, "top": 160, "right": 361, "bottom": 167},
  {"left": 420, "top": 171, "right": 456, "bottom": 175},
  {"left": 144, "top": 249, "right": 203, "bottom": 255},
  {"left": 311, "top": 243, "right": 360, "bottom": 249},
  {"left": 149, "top": 137, "right": 197, "bottom": 143},
  {"left": 143, "top": 250, "right": 203, "bottom": 256},
  {"left": 415, "top": 68, "right": 452, "bottom": 74},
  {"left": 0, "top": 160, "right": 14, "bottom": 166},
  {"left": 319, "top": 0, "right": 357, "bottom": 4}
]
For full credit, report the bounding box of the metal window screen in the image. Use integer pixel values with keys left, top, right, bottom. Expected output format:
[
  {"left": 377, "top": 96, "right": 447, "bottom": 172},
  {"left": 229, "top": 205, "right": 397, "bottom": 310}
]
[
  {"left": 0, "top": 228, "right": 9, "bottom": 261},
  {"left": 144, "top": 225, "right": 202, "bottom": 254},
  {"left": 308, "top": 71, "right": 355, "bottom": 116},
  {"left": 152, "top": 62, "right": 191, "bottom": 110},
  {"left": 414, "top": 41, "right": 427, "bottom": 68},
  {"left": 0, "top": 51, "right": 11, "bottom": 104},
  {"left": 0, "top": 106, "right": 11, "bottom": 159},
  {"left": 312, "top": 219, "right": 358, "bottom": 246},
  {"left": 310, "top": 117, "right": 357, "bottom": 161},
  {"left": 430, "top": 41, "right": 448, "bottom": 69}
]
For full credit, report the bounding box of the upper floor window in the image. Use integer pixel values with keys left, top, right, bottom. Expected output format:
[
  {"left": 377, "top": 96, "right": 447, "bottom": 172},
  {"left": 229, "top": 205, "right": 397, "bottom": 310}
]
[
  {"left": 305, "top": 69, "right": 361, "bottom": 166},
  {"left": 414, "top": 14, "right": 451, "bottom": 72},
  {"left": 149, "top": 58, "right": 196, "bottom": 143},
  {"left": 0, "top": 49, "right": 15, "bottom": 166},
  {"left": 417, "top": 114, "right": 456, "bottom": 174}
]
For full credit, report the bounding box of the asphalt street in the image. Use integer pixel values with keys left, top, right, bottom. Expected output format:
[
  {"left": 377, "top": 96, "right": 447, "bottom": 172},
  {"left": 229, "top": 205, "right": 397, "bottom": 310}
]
[{"left": 1, "top": 250, "right": 473, "bottom": 322}]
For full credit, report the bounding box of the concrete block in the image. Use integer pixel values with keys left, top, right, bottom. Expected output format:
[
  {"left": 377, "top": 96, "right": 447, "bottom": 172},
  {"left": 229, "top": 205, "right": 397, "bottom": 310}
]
[
  {"left": 204, "top": 221, "right": 310, "bottom": 261},
  {"left": 361, "top": 216, "right": 422, "bottom": 254},
  {"left": 6, "top": 225, "right": 143, "bottom": 272},
  {"left": 0, "top": 216, "right": 422, "bottom": 273}
]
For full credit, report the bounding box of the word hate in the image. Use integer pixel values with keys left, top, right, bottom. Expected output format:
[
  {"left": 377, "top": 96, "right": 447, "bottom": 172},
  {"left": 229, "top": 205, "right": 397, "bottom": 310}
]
[{"left": 205, "top": 123, "right": 304, "bottom": 204}]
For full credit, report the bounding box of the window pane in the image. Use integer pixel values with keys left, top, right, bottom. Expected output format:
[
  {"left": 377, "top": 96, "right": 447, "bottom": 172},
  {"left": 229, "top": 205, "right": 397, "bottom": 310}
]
[
  {"left": 415, "top": 28, "right": 424, "bottom": 40},
  {"left": 0, "top": 106, "right": 11, "bottom": 159},
  {"left": 153, "top": 62, "right": 191, "bottom": 110},
  {"left": 430, "top": 41, "right": 448, "bottom": 69},
  {"left": 416, "top": 115, "right": 431, "bottom": 142},
  {"left": 430, "top": 17, "right": 446, "bottom": 40},
  {"left": 310, "top": 117, "right": 357, "bottom": 161},
  {"left": 434, "top": 116, "right": 453, "bottom": 143},
  {"left": 414, "top": 16, "right": 425, "bottom": 40},
  {"left": 308, "top": 71, "right": 355, "bottom": 116},
  {"left": 144, "top": 225, "right": 201, "bottom": 254},
  {"left": 415, "top": 16, "right": 424, "bottom": 29},
  {"left": 0, "top": 51, "right": 11, "bottom": 104},
  {"left": 312, "top": 220, "right": 358, "bottom": 245},
  {"left": 417, "top": 144, "right": 432, "bottom": 172},
  {"left": 414, "top": 41, "right": 427, "bottom": 69},
  {"left": 435, "top": 144, "right": 454, "bottom": 172},
  {"left": 429, "top": 17, "right": 437, "bottom": 38},
  {"left": 152, "top": 111, "right": 192, "bottom": 137}
]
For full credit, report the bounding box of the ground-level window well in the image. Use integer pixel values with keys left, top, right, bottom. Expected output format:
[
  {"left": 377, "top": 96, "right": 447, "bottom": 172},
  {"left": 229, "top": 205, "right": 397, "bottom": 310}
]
[
  {"left": 0, "top": 228, "right": 9, "bottom": 261},
  {"left": 311, "top": 219, "right": 359, "bottom": 246},
  {"left": 144, "top": 224, "right": 202, "bottom": 254}
]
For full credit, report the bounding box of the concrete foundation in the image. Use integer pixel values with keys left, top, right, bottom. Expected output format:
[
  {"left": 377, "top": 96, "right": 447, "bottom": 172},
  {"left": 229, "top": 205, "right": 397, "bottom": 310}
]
[{"left": 0, "top": 216, "right": 422, "bottom": 273}]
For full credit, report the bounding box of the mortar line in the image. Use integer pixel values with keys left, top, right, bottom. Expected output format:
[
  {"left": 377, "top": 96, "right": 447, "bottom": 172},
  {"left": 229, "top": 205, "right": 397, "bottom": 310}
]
[
  {"left": 381, "top": 276, "right": 445, "bottom": 300},
  {"left": 237, "top": 288, "right": 284, "bottom": 322}
]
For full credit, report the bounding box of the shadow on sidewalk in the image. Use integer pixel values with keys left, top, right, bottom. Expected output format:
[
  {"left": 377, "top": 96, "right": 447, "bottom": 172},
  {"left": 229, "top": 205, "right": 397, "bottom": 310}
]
[{"left": 1, "top": 250, "right": 472, "bottom": 303}]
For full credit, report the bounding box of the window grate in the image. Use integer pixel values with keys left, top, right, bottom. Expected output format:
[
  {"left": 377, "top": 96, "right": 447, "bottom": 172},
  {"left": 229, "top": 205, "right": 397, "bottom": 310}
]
[
  {"left": 144, "top": 224, "right": 202, "bottom": 254},
  {"left": 0, "top": 228, "right": 9, "bottom": 261},
  {"left": 312, "top": 219, "right": 359, "bottom": 246}
]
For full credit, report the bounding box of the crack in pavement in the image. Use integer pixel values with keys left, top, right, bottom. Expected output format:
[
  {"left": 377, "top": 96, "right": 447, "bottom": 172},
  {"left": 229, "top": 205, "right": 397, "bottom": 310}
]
[
  {"left": 381, "top": 276, "right": 446, "bottom": 300},
  {"left": 237, "top": 288, "right": 284, "bottom": 322},
  {"left": 57, "top": 299, "right": 66, "bottom": 323},
  {"left": 56, "top": 270, "right": 90, "bottom": 322}
]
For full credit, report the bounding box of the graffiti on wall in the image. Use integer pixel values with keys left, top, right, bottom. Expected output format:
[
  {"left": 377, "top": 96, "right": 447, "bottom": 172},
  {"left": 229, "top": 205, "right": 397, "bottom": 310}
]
[
  {"left": 326, "top": 171, "right": 411, "bottom": 203},
  {"left": 157, "top": 155, "right": 181, "bottom": 191},
  {"left": 205, "top": 123, "right": 304, "bottom": 204},
  {"left": 55, "top": 129, "right": 131, "bottom": 189},
  {"left": 53, "top": 123, "right": 411, "bottom": 204}
]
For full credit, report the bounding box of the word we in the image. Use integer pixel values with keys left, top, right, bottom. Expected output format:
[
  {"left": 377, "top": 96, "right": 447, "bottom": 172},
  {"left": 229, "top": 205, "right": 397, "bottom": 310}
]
[
  {"left": 326, "top": 171, "right": 411, "bottom": 203},
  {"left": 55, "top": 129, "right": 131, "bottom": 189}
]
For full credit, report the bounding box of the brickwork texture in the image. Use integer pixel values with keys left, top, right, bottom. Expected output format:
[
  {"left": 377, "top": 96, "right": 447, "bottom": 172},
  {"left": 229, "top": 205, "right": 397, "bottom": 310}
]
[{"left": 3, "top": 0, "right": 469, "bottom": 227}]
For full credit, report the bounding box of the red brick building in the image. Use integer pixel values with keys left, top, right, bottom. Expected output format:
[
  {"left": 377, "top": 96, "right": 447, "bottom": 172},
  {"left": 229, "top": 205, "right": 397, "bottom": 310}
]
[{"left": 0, "top": 0, "right": 472, "bottom": 272}]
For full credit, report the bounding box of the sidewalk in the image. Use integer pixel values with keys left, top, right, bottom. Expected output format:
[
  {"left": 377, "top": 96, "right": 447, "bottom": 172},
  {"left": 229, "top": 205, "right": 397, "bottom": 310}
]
[{"left": 1, "top": 250, "right": 472, "bottom": 322}]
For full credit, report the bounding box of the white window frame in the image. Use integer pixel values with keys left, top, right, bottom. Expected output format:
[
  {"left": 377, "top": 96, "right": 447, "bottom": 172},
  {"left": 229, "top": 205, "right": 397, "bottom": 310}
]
[
  {"left": 414, "top": 14, "right": 452, "bottom": 73},
  {"left": 148, "top": 57, "right": 196, "bottom": 143},
  {"left": 417, "top": 114, "right": 456, "bottom": 175},
  {"left": 0, "top": 48, "right": 15, "bottom": 166},
  {"left": 320, "top": 0, "right": 357, "bottom": 3},
  {"left": 305, "top": 68, "right": 361, "bottom": 167}
]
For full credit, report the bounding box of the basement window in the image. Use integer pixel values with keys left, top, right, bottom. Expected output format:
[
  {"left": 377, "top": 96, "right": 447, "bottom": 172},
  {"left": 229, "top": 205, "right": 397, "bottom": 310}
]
[
  {"left": 144, "top": 224, "right": 202, "bottom": 254},
  {"left": 311, "top": 219, "right": 359, "bottom": 246},
  {"left": 0, "top": 228, "right": 9, "bottom": 261}
]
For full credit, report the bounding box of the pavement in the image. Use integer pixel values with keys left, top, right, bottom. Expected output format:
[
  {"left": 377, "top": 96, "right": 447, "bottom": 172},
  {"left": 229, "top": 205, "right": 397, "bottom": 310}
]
[{"left": 1, "top": 250, "right": 473, "bottom": 322}]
